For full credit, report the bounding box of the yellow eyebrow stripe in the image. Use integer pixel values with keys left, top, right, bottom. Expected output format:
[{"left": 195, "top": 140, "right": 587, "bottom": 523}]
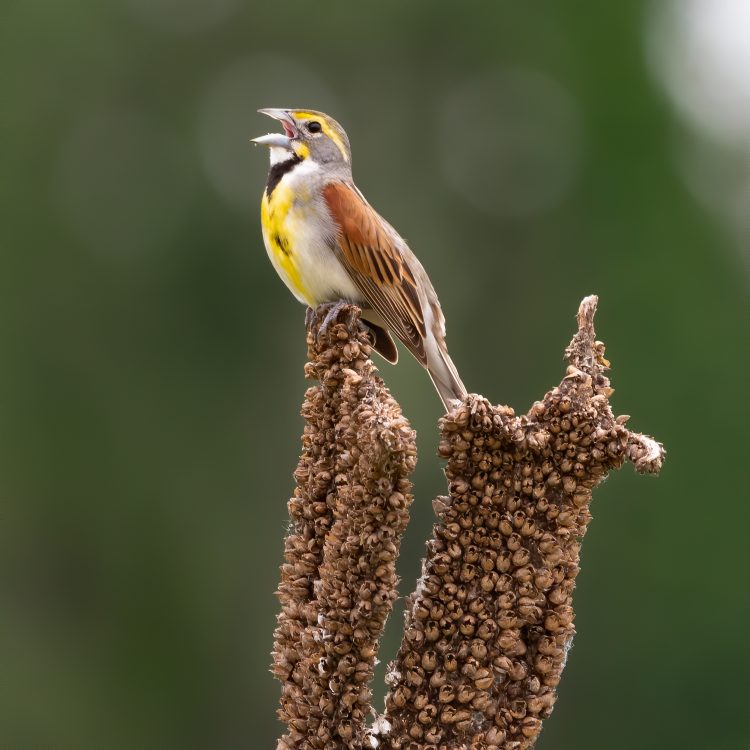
[{"left": 293, "top": 111, "right": 349, "bottom": 163}]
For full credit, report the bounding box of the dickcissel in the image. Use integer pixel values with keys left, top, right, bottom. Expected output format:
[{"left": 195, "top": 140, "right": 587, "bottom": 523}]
[{"left": 252, "top": 108, "right": 466, "bottom": 409}]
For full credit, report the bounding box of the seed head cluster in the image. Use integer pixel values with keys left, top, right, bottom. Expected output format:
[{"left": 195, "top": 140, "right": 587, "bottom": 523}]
[
  {"left": 273, "top": 297, "right": 663, "bottom": 750},
  {"left": 273, "top": 304, "right": 417, "bottom": 750},
  {"left": 375, "top": 296, "right": 663, "bottom": 750}
]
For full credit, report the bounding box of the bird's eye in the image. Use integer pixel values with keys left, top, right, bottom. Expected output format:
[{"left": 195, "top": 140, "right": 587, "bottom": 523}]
[{"left": 307, "top": 121, "right": 322, "bottom": 133}]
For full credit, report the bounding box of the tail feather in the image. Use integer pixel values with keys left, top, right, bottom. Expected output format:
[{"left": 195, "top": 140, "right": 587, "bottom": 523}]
[
  {"left": 427, "top": 347, "right": 467, "bottom": 411},
  {"left": 361, "top": 305, "right": 466, "bottom": 411}
]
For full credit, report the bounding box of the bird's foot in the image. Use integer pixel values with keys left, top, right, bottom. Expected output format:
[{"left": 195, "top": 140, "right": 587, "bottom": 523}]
[{"left": 316, "top": 300, "right": 350, "bottom": 342}]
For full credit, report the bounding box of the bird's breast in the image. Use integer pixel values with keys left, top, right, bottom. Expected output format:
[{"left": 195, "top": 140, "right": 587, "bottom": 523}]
[{"left": 260, "top": 170, "right": 359, "bottom": 307}]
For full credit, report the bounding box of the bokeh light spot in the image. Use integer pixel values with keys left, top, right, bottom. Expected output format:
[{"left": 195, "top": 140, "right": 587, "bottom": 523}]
[
  {"left": 646, "top": 0, "right": 750, "bottom": 271},
  {"left": 437, "top": 68, "right": 583, "bottom": 220},
  {"left": 647, "top": 0, "right": 750, "bottom": 148},
  {"left": 117, "top": 0, "right": 242, "bottom": 35}
]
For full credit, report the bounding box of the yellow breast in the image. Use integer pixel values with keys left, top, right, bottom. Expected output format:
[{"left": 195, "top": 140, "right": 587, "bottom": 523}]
[{"left": 260, "top": 182, "right": 312, "bottom": 304}]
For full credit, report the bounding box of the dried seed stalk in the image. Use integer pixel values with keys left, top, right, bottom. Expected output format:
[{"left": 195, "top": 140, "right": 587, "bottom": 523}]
[
  {"left": 273, "top": 304, "right": 417, "bottom": 750},
  {"left": 374, "top": 295, "right": 664, "bottom": 750},
  {"left": 273, "top": 296, "right": 663, "bottom": 750}
]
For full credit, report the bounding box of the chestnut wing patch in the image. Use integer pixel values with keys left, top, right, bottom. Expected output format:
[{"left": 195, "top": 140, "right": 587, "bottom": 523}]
[{"left": 323, "top": 182, "right": 427, "bottom": 363}]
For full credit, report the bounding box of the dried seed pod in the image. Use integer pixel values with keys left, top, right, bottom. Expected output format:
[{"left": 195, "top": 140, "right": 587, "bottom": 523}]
[{"left": 421, "top": 651, "right": 438, "bottom": 672}]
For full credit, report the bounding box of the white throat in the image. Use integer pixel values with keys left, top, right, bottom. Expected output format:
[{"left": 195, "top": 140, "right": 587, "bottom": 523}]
[{"left": 269, "top": 147, "right": 295, "bottom": 166}]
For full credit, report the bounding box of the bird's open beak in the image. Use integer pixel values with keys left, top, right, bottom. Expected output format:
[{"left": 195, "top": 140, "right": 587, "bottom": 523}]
[{"left": 251, "top": 108, "right": 297, "bottom": 149}]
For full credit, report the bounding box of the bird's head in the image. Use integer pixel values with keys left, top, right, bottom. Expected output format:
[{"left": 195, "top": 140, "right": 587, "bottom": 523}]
[{"left": 252, "top": 108, "right": 351, "bottom": 167}]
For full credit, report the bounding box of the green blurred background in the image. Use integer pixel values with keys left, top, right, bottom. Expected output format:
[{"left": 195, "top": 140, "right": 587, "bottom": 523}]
[{"left": 2, "top": 1, "right": 748, "bottom": 747}]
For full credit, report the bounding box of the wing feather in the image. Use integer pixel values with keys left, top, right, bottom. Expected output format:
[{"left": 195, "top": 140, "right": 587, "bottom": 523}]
[{"left": 323, "top": 182, "right": 427, "bottom": 363}]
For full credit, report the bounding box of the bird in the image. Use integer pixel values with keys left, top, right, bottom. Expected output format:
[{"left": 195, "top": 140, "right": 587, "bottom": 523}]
[{"left": 251, "top": 108, "right": 466, "bottom": 410}]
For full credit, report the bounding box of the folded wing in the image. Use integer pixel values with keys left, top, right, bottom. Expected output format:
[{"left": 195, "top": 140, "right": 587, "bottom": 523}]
[{"left": 323, "top": 181, "right": 427, "bottom": 365}]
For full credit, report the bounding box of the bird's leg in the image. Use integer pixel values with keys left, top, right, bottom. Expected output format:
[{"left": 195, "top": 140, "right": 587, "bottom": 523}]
[{"left": 317, "top": 300, "right": 350, "bottom": 341}]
